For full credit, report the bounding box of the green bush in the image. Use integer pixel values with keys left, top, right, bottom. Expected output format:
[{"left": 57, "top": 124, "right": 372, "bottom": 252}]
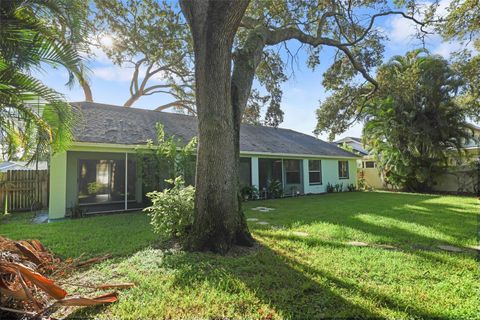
[
  {"left": 334, "top": 183, "right": 343, "bottom": 192},
  {"left": 347, "top": 183, "right": 356, "bottom": 192},
  {"left": 326, "top": 182, "right": 334, "bottom": 193},
  {"left": 268, "top": 180, "right": 283, "bottom": 198},
  {"left": 144, "top": 177, "right": 195, "bottom": 239},
  {"left": 240, "top": 185, "right": 259, "bottom": 201}
]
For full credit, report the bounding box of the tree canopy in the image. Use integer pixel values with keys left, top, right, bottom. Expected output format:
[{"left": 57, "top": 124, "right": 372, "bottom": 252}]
[
  {"left": 344, "top": 51, "right": 469, "bottom": 191},
  {"left": 92, "top": 0, "right": 195, "bottom": 113},
  {"left": 180, "top": 0, "right": 430, "bottom": 252},
  {"left": 434, "top": 0, "right": 480, "bottom": 122},
  {"left": 0, "top": 0, "right": 84, "bottom": 160}
]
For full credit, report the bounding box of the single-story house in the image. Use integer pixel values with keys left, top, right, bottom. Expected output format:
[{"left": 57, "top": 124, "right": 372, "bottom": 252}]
[{"left": 48, "top": 102, "right": 359, "bottom": 220}]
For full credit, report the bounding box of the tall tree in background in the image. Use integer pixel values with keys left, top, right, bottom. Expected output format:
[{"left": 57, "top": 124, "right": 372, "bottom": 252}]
[
  {"left": 0, "top": 0, "right": 83, "bottom": 160},
  {"left": 93, "top": 0, "right": 195, "bottom": 113},
  {"left": 180, "top": 0, "right": 427, "bottom": 252},
  {"left": 434, "top": 0, "right": 480, "bottom": 122},
  {"left": 321, "top": 51, "right": 470, "bottom": 192}
]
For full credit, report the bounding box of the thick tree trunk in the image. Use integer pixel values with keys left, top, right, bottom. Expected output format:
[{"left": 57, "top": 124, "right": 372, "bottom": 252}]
[{"left": 180, "top": 0, "right": 253, "bottom": 253}]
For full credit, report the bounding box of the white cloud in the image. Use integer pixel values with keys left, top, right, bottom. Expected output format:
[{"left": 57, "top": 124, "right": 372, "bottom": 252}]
[
  {"left": 433, "top": 40, "right": 475, "bottom": 58},
  {"left": 388, "top": 15, "right": 421, "bottom": 44},
  {"left": 91, "top": 65, "right": 133, "bottom": 82},
  {"left": 385, "top": 0, "right": 454, "bottom": 46}
]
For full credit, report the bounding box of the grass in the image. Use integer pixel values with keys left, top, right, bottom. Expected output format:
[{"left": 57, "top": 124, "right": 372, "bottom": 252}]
[{"left": 1, "top": 192, "right": 478, "bottom": 319}]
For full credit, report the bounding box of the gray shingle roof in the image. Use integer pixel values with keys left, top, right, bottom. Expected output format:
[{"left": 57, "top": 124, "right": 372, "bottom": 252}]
[{"left": 71, "top": 102, "right": 358, "bottom": 158}]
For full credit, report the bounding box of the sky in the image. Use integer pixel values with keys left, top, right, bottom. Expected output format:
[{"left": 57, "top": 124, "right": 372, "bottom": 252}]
[{"left": 37, "top": 0, "right": 474, "bottom": 142}]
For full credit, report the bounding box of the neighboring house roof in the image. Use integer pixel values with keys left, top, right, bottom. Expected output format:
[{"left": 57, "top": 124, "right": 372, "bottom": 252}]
[
  {"left": 334, "top": 137, "right": 369, "bottom": 156},
  {"left": 0, "top": 161, "right": 48, "bottom": 172},
  {"left": 70, "top": 102, "right": 358, "bottom": 158},
  {"left": 463, "top": 123, "right": 480, "bottom": 149}
]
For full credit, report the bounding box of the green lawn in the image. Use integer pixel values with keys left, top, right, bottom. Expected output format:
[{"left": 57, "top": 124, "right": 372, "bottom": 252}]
[{"left": 1, "top": 192, "right": 478, "bottom": 319}]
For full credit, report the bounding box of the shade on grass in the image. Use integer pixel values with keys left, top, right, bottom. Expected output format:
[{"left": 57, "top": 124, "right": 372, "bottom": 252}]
[{"left": 1, "top": 192, "right": 478, "bottom": 319}]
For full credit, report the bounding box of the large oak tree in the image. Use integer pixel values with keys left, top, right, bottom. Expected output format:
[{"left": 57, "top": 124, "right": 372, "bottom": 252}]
[{"left": 180, "top": 0, "right": 426, "bottom": 253}]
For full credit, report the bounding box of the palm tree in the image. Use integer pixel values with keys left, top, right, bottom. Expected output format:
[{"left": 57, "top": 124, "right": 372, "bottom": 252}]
[
  {"left": 363, "top": 50, "right": 470, "bottom": 192},
  {"left": 0, "top": 0, "right": 85, "bottom": 161}
]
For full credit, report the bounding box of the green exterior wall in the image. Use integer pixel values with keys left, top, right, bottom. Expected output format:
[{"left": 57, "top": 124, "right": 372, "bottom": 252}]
[
  {"left": 49, "top": 149, "right": 141, "bottom": 219},
  {"left": 250, "top": 155, "right": 357, "bottom": 195},
  {"left": 302, "top": 158, "right": 357, "bottom": 194},
  {"left": 48, "top": 151, "right": 67, "bottom": 220}
]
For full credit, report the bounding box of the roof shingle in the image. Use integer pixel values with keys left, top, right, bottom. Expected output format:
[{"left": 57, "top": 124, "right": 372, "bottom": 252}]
[{"left": 71, "top": 102, "right": 358, "bottom": 158}]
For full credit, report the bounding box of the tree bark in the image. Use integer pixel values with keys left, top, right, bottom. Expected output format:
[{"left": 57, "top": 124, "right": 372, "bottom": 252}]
[
  {"left": 123, "top": 93, "right": 140, "bottom": 107},
  {"left": 79, "top": 76, "right": 93, "bottom": 102},
  {"left": 180, "top": 0, "right": 253, "bottom": 253}
]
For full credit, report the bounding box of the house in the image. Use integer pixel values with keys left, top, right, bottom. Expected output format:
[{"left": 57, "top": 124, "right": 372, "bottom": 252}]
[
  {"left": 334, "top": 137, "right": 384, "bottom": 188},
  {"left": 433, "top": 123, "right": 480, "bottom": 194},
  {"left": 0, "top": 161, "right": 48, "bottom": 172},
  {"left": 334, "top": 137, "right": 368, "bottom": 157},
  {"left": 48, "top": 102, "right": 359, "bottom": 220},
  {"left": 340, "top": 125, "right": 480, "bottom": 193}
]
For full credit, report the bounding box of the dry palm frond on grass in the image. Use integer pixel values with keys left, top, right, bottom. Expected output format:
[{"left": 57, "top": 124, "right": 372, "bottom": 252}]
[{"left": 0, "top": 236, "right": 134, "bottom": 319}]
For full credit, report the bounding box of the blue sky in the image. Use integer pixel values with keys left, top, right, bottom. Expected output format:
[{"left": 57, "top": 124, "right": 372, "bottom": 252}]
[{"left": 37, "top": 0, "right": 472, "bottom": 141}]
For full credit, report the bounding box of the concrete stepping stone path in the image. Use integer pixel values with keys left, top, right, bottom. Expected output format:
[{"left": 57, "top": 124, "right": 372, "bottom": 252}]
[
  {"left": 292, "top": 231, "right": 309, "bottom": 237},
  {"left": 256, "top": 221, "right": 270, "bottom": 225},
  {"left": 437, "top": 245, "right": 464, "bottom": 252},
  {"left": 251, "top": 207, "right": 275, "bottom": 212},
  {"left": 347, "top": 241, "right": 369, "bottom": 247}
]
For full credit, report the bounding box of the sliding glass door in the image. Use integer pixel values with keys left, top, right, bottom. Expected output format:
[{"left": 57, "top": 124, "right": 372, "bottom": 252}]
[{"left": 78, "top": 159, "right": 136, "bottom": 204}]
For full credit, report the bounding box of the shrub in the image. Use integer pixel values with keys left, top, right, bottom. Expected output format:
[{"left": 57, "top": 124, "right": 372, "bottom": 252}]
[
  {"left": 357, "top": 170, "right": 366, "bottom": 190},
  {"left": 326, "top": 182, "right": 334, "bottom": 193},
  {"left": 347, "top": 183, "right": 356, "bottom": 192},
  {"left": 334, "top": 183, "right": 343, "bottom": 192},
  {"left": 144, "top": 177, "right": 195, "bottom": 239},
  {"left": 240, "top": 185, "right": 259, "bottom": 201},
  {"left": 268, "top": 180, "right": 283, "bottom": 198}
]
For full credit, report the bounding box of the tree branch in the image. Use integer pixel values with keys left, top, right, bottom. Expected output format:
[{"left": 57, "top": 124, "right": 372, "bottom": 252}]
[{"left": 155, "top": 100, "right": 196, "bottom": 114}]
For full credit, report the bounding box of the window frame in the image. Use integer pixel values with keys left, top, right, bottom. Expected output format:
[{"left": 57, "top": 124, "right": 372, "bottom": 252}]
[
  {"left": 363, "top": 161, "right": 375, "bottom": 168},
  {"left": 338, "top": 160, "right": 349, "bottom": 179},
  {"left": 308, "top": 160, "right": 322, "bottom": 185},
  {"left": 284, "top": 159, "right": 301, "bottom": 185}
]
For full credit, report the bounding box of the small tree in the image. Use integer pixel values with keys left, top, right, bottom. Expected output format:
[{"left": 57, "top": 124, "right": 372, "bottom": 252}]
[
  {"left": 144, "top": 176, "right": 195, "bottom": 240},
  {"left": 136, "top": 123, "right": 197, "bottom": 200}
]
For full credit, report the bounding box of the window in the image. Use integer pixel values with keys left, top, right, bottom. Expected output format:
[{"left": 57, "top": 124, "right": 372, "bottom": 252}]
[
  {"left": 239, "top": 157, "right": 252, "bottom": 186},
  {"left": 308, "top": 160, "right": 322, "bottom": 185},
  {"left": 338, "top": 160, "right": 349, "bottom": 179},
  {"left": 363, "top": 161, "right": 375, "bottom": 168},
  {"left": 285, "top": 160, "right": 301, "bottom": 184}
]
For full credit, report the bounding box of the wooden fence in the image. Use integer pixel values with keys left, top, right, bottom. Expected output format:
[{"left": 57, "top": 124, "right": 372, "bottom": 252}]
[{"left": 0, "top": 170, "right": 49, "bottom": 212}]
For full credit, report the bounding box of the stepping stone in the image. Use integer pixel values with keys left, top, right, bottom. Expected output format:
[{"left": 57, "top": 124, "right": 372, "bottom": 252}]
[
  {"left": 437, "top": 245, "right": 464, "bottom": 252},
  {"left": 468, "top": 245, "right": 480, "bottom": 252},
  {"left": 373, "top": 244, "right": 397, "bottom": 250},
  {"left": 256, "top": 221, "right": 270, "bottom": 225},
  {"left": 251, "top": 207, "right": 275, "bottom": 212},
  {"left": 347, "top": 241, "right": 369, "bottom": 247},
  {"left": 247, "top": 218, "right": 259, "bottom": 221},
  {"left": 292, "top": 231, "right": 309, "bottom": 237}
]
